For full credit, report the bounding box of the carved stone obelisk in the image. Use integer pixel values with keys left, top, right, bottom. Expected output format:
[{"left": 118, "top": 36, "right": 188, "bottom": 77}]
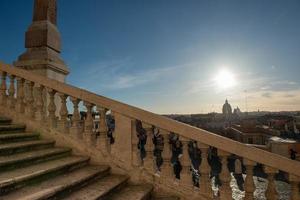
[
  {"left": 14, "top": 0, "right": 69, "bottom": 81},
  {"left": 14, "top": 0, "right": 69, "bottom": 122}
]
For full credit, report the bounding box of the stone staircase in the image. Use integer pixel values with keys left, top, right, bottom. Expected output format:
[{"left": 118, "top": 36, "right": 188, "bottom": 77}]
[{"left": 0, "top": 116, "right": 174, "bottom": 200}]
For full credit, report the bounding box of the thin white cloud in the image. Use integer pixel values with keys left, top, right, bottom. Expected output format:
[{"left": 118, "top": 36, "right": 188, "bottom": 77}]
[
  {"left": 77, "top": 57, "right": 188, "bottom": 92},
  {"left": 105, "top": 66, "right": 180, "bottom": 90}
]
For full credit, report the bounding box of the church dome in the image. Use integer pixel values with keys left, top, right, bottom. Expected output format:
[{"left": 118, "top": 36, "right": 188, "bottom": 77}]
[{"left": 222, "top": 99, "right": 232, "bottom": 115}]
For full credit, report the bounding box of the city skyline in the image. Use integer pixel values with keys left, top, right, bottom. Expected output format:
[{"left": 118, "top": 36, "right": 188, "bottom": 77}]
[{"left": 0, "top": 0, "right": 300, "bottom": 114}]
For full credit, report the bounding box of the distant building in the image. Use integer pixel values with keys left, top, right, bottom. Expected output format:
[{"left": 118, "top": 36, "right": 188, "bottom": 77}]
[
  {"left": 227, "top": 118, "right": 269, "bottom": 145},
  {"left": 233, "top": 107, "right": 241, "bottom": 115},
  {"left": 294, "top": 115, "right": 300, "bottom": 131},
  {"left": 268, "top": 137, "right": 300, "bottom": 160},
  {"left": 222, "top": 99, "right": 232, "bottom": 120}
]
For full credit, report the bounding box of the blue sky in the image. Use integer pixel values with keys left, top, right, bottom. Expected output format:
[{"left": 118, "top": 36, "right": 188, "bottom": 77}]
[{"left": 0, "top": 0, "right": 300, "bottom": 113}]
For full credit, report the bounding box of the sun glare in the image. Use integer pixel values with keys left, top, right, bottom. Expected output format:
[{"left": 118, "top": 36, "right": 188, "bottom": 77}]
[{"left": 214, "top": 69, "right": 236, "bottom": 89}]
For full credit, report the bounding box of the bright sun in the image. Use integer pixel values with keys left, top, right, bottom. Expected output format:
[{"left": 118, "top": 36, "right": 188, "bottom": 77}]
[{"left": 214, "top": 69, "right": 236, "bottom": 89}]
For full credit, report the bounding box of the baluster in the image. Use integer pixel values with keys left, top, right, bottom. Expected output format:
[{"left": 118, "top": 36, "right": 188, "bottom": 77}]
[
  {"left": 110, "top": 112, "right": 134, "bottom": 169},
  {"left": 92, "top": 113, "right": 97, "bottom": 131},
  {"left": 198, "top": 143, "right": 213, "bottom": 197},
  {"left": 70, "top": 97, "right": 81, "bottom": 138},
  {"left": 143, "top": 123, "right": 155, "bottom": 172},
  {"left": 26, "top": 81, "right": 35, "bottom": 119},
  {"left": 47, "top": 89, "right": 57, "bottom": 128},
  {"left": 83, "top": 102, "right": 95, "bottom": 145},
  {"left": 264, "top": 166, "right": 278, "bottom": 200},
  {"left": 16, "top": 78, "right": 25, "bottom": 114},
  {"left": 244, "top": 159, "right": 256, "bottom": 200},
  {"left": 58, "top": 94, "right": 69, "bottom": 133},
  {"left": 35, "top": 85, "right": 45, "bottom": 122},
  {"left": 161, "top": 130, "right": 173, "bottom": 179},
  {"left": 96, "top": 107, "right": 109, "bottom": 153},
  {"left": 218, "top": 150, "right": 232, "bottom": 200},
  {"left": 289, "top": 174, "right": 300, "bottom": 200},
  {"left": 8, "top": 75, "right": 16, "bottom": 110},
  {"left": 132, "top": 120, "right": 141, "bottom": 166},
  {"left": 0, "top": 71, "right": 7, "bottom": 107},
  {"left": 107, "top": 112, "right": 115, "bottom": 153},
  {"left": 179, "top": 137, "right": 193, "bottom": 187}
]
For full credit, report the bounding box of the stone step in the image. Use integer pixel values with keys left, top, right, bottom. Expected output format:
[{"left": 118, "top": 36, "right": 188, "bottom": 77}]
[
  {"left": 0, "top": 147, "right": 72, "bottom": 172},
  {"left": 109, "top": 184, "right": 153, "bottom": 200},
  {"left": 1, "top": 165, "right": 110, "bottom": 200},
  {"left": 0, "top": 133, "right": 40, "bottom": 144},
  {"left": 62, "top": 174, "right": 129, "bottom": 200},
  {"left": 0, "top": 117, "right": 12, "bottom": 125},
  {"left": 0, "top": 140, "right": 55, "bottom": 156},
  {"left": 154, "top": 197, "right": 181, "bottom": 200},
  {"left": 0, "top": 156, "right": 90, "bottom": 195},
  {"left": 0, "top": 124, "right": 26, "bottom": 134}
]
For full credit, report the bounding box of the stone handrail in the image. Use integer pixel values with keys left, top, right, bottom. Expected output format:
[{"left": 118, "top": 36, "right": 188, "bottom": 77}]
[
  {"left": 246, "top": 144, "right": 269, "bottom": 150},
  {"left": 0, "top": 61, "right": 299, "bottom": 177},
  {"left": 0, "top": 62, "right": 300, "bottom": 200}
]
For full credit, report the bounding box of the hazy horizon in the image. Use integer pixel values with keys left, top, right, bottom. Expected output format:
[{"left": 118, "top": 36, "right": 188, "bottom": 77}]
[
  {"left": 1, "top": 0, "right": 300, "bottom": 114},
  {"left": 163, "top": 109, "right": 300, "bottom": 115}
]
